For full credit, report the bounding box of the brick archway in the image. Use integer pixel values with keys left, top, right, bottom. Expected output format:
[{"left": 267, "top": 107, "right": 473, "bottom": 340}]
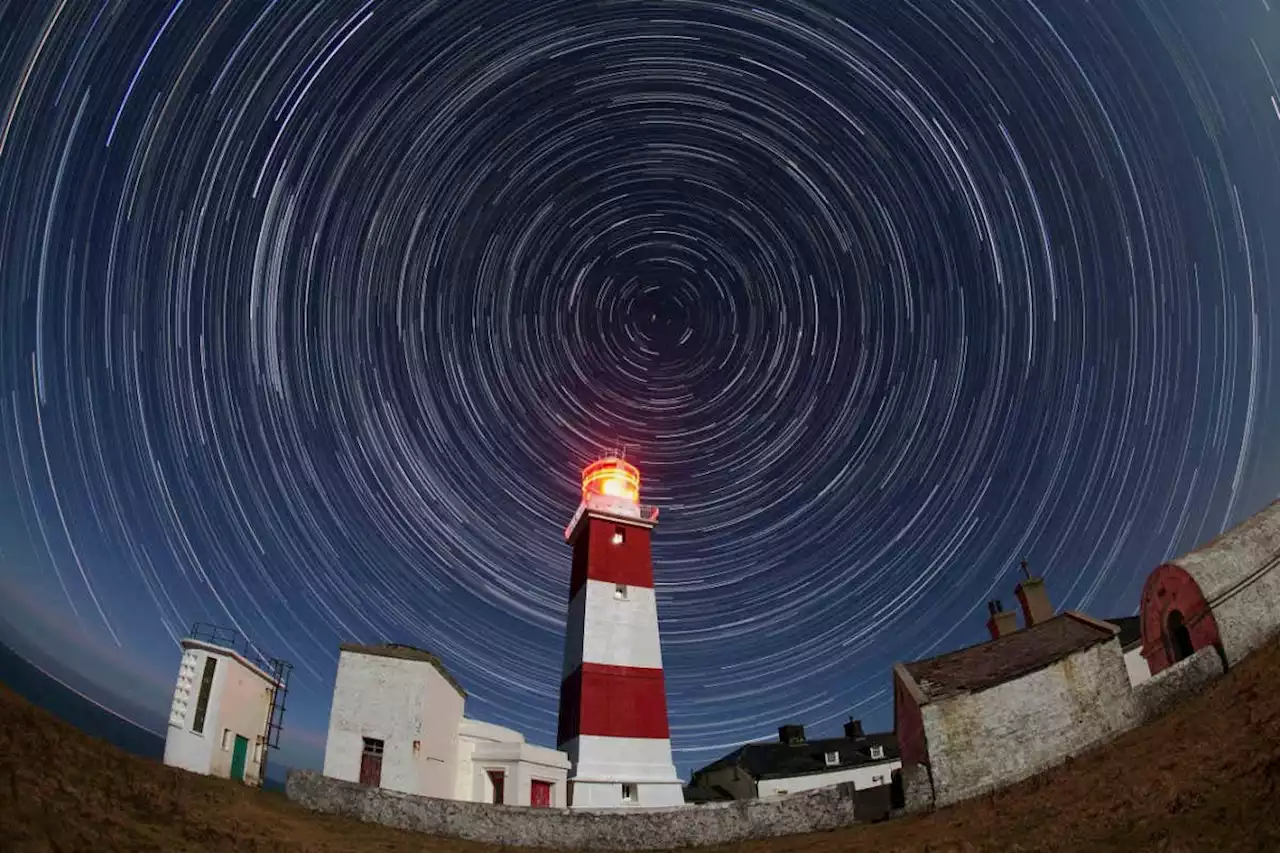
[{"left": 1140, "top": 562, "right": 1223, "bottom": 675}]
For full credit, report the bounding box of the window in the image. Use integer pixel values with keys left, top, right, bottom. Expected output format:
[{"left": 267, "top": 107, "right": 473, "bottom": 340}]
[
  {"left": 621, "top": 783, "right": 635, "bottom": 803},
  {"left": 412, "top": 740, "right": 421, "bottom": 755},
  {"left": 614, "top": 583, "right": 628, "bottom": 600},
  {"left": 612, "top": 527, "right": 625, "bottom": 545},
  {"left": 221, "top": 729, "right": 233, "bottom": 751},
  {"left": 191, "top": 657, "right": 217, "bottom": 733},
  {"left": 488, "top": 770, "right": 506, "bottom": 804},
  {"left": 360, "top": 738, "right": 384, "bottom": 787},
  {"left": 870, "top": 745, "right": 885, "bottom": 760},
  {"left": 824, "top": 750, "right": 840, "bottom": 767},
  {"left": 254, "top": 737, "right": 264, "bottom": 763}
]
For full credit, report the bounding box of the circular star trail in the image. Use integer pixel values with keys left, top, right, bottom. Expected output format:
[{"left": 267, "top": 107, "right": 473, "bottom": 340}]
[{"left": 1, "top": 1, "right": 1278, "bottom": 769}]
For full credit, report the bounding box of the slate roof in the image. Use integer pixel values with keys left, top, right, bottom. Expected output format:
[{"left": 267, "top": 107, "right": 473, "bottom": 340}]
[
  {"left": 899, "top": 612, "right": 1118, "bottom": 703},
  {"left": 693, "top": 732, "right": 899, "bottom": 782},
  {"left": 339, "top": 642, "right": 467, "bottom": 697},
  {"left": 1106, "top": 615, "right": 1143, "bottom": 651}
]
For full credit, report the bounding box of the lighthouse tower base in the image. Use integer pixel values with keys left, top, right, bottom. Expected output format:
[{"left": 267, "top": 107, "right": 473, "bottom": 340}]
[{"left": 563, "top": 736, "right": 685, "bottom": 808}]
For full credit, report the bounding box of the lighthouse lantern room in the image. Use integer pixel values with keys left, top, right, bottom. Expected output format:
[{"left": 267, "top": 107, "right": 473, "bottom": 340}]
[{"left": 557, "top": 456, "right": 684, "bottom": 808}]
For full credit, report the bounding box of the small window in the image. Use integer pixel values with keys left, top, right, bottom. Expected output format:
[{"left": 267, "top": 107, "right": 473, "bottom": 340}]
[
  {"left": 612, "top": 526, "right": 625, "bottom": 545},
  {"left": 253, "top": 737, "right": 264, "bottom": 762},
  {"left": 870, "top": 745, "right": 885, "bottom": 760},
  {"left": 614, "top": 583, "right": 628, "bottom": 600},
  {"left": 412, "top": 740, "right": 421, "bottom": 755},
  {"left": 621, "top": 783, "right": 635, "bottom": 802},
  {"left": 824, "top": 750, "right": 840, "bottom": 766}
]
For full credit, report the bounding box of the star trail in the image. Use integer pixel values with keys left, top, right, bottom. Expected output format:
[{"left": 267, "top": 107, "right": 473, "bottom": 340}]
[{"left": 1, "top": 1, "right": 1277, "bottom": 773}]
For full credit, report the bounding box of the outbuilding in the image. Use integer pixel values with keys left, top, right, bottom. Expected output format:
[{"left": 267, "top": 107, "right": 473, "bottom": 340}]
[
  {"left": 322, "top": 643, "right": 569, "bottom": 806},
  {"left": 1139, "top": 498, "right": 1280, "bottom": 675},
  {"left": 894, "top": 579, "right": 1133, "bottom": 811}
]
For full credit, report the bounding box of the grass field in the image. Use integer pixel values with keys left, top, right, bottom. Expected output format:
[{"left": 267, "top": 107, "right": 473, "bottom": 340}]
[{"left": 3, "top": 637, "right": 1280, "bottom": 852}]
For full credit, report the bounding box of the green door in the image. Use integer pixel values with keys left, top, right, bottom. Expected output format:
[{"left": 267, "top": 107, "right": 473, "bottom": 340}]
[{"left": 230, "top": 735, "right": 249, "bottom": 781}]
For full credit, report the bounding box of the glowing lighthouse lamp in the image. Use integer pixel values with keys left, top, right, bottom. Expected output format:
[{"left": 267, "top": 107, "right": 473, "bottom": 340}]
[{"left": 557, "top": 456, "right": 684, "bottom": 808}]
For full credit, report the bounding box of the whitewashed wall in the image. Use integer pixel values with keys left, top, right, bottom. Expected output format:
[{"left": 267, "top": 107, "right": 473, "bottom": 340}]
[
  {"left": 756, "top": 759, "right": 901, "bottom": 797},
  {"left": 323, "top": 651, "right": 465, "bottom": 798}
]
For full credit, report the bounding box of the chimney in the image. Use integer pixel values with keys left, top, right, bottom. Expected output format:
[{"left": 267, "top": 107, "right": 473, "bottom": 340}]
[
  {"left": 1015, "top": 574, "right": 1054, "bottom": 627},
  {"left": 986, "top": 600, "right": 1017, "bottom": 639},
  {"left": 843, "top": 718, "right": 865, "bottom": 739},
  {"left": 778, "top": 724, "right": 806, "bottom": 745}
]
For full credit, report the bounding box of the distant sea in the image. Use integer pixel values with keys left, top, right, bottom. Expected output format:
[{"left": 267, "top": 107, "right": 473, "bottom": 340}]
[{"left": 0, "top": 641, "right": 287, "bottom": 791}]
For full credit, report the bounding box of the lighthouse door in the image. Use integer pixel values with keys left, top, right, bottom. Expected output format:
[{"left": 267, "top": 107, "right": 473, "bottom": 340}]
[{"left": 531, "top": 779, "right": 552, "bottom": 808}]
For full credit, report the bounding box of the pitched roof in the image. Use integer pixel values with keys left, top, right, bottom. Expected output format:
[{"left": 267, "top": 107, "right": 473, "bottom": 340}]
[
  {"left": 693, "top": 732, "right": 899, "bottom": 782},
  {"left": 899, "top": 612, "right": 1118, "bottom": 703},
  {"left": 338, "top": 642, "right": 467, "bottom": 698},
  {"left": 1106, "top": 615, "right": 1142, "bottom": 651}
]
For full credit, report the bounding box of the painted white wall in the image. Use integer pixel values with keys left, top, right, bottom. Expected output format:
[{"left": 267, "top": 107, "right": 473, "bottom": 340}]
[
  {"left": 756, "top": 760, "right": 901, "bottom": 797},
  {"left": 323, "top": 650, "right": 464, "bottom": 798},
  {"left": 1124, "top": 645, "right": 1152, "bottom": 685},
  {"left": 456, "top": 718, "right": 570, "bottom": 807},
  {"left": 163, "top": 641, "right": 276, "bottom": 786},
  {"left": 563, "top": 580, "right": 664, "bottom": 674}
]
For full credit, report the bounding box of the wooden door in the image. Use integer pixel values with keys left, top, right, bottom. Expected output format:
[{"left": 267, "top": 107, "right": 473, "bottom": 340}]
[
  {"left": 360, "top": 738, "right": 384, "bottom": 786},
  {"left": 531, "top": 779, "right": 552, "bottom": 808},
  {"left": 230, "top": 735, "right": 249, "bottom": 781}
]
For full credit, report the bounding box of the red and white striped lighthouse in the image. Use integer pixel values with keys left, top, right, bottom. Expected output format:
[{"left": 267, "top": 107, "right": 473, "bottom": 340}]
[{"left": 557, "top": 456, "right": 684, "bottom": 808}]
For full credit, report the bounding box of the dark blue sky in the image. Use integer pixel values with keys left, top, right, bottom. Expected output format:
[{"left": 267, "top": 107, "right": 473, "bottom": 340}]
[{"left": 1, "top": 0, "right": 1277, "bottom": 778}]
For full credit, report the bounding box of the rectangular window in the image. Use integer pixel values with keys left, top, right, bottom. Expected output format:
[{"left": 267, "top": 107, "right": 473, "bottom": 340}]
[
  {"left": 360, "top": 737, "right": 384, "bottom": 787},
  {"left": 870, "top": 745, "right": 885, "bottom": 760},
  {"left": 222, "top": 729, "right": 233, "bottom": 751},
  {"left": 621, "top": 783, "right": 635, "bottom": 803},
  {"left": 824, "top": 750, "right": 839, "bottom": 766},
  {"left": 191, "top": 657, "right": 217, "bottom": 733},
  {"left": 531, "top": 779, "right": 552, "bottom": 808},
  {"left": 612, "top": 526, "right": 625, "bottom": 545},
  {"left": 614, "top": 583, "right": 628, "bottom": 600},
  {"left": 253, "top": 737, "right": 264, "bottom": 763},
  {"left": 488, "top": 770, "right": 506, "bottom": 804}
]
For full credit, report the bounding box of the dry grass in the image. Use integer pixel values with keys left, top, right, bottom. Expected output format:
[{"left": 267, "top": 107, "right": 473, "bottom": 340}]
[{"left": 3, "top": 639, "right": 1280, "bottom": 852}]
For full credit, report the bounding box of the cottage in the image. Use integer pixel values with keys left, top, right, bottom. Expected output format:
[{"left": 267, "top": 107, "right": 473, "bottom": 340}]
[
  {"left": 894, "top": 578, "right": 1133, "bottom": 810},
  {"left": 322, "top": 643, "right": 570, "bottom": 806},
  {"left": 1139, "top": 498, "right": 1280, "bottom": 675},
  {"left": 686, "top": 720, "right": 900, "bottom": 802}
]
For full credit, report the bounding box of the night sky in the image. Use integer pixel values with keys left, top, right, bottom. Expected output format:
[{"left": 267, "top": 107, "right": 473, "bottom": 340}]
[{"left": 1, "top": 1, "right": 1278, "bottom": 778}]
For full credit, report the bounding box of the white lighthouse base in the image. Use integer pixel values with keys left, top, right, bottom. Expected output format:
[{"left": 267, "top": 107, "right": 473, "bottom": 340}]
[{"left": 562, "top": 735, "right": 686, "bottom": 808}]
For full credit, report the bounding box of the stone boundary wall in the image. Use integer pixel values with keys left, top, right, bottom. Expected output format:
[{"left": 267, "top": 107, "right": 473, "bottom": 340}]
[
  {"left": 1129, "top": 644, "right": 1224, "bottom": 726},
  {"left": 286, "top": 771, "right": 886, "bottom": 850}
]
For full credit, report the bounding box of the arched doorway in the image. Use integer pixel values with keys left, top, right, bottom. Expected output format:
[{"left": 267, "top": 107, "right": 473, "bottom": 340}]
[
  {"left": 1166, "top": 610, "right": 1195, "bottom": 662},
  {"left": 1139, "top": 562, "right": 1223, "bottom": 675}
]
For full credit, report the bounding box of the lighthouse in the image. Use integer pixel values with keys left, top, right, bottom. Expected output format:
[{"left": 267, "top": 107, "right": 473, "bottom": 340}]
[{"left": 557, "top": 456, "right": 684, "bottom": 808}]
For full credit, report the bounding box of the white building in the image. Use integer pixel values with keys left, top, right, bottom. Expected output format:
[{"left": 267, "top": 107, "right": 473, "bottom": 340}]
[
  {"left": 163, "top": 631, "right": 283, "bottom": 787},
  {"left": 323, "top": 643, "right": 570, "bottom": 807},
  {"left": 686, "top": 720, "right": 901, "bottom": 802}
]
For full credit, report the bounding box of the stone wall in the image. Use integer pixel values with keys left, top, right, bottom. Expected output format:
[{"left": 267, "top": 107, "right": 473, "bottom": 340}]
[
  {"left": 1130, "top": 645, "right": 1224, "bottom": 725},
  {"left": 286, "top": 770, "right": 885, "bottom": 849},
  {"left": 920, "top": 638, "right": 1136, "bottom": 809}
]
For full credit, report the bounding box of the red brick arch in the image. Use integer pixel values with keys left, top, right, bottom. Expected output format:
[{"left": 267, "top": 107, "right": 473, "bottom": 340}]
[{"left": 1140, "top": 562, "right": 1223, "bottom": 675}]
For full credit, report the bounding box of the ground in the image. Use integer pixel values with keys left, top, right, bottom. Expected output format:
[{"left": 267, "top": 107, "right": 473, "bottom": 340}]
[{"left": 3, "top": 640, "right": 1280, "bottom": 853}]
